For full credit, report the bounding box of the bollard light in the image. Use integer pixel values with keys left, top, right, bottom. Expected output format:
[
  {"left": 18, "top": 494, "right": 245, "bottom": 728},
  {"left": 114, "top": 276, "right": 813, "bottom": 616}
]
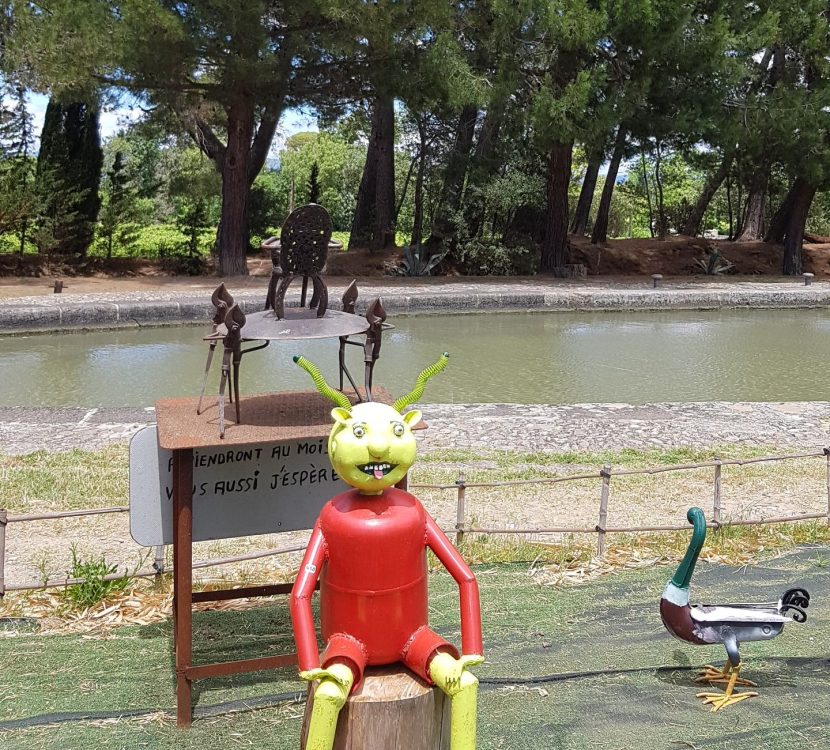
[
  {"left": 803, "top": 273, "right": 814, "bottom": 287},
  {"left": 651, "top": 274, "right": 663, "bottom": 289}
]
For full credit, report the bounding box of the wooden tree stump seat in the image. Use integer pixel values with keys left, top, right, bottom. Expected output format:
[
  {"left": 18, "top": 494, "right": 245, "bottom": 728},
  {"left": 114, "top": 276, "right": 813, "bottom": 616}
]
[{"left": 300, "top": 665, "right": 450, "bottom": 750}]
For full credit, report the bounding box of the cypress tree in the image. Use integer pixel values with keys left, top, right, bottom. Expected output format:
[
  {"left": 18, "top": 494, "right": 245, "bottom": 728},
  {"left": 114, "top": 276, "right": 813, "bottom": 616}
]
[
  {"left": 35, "top": 98, "right": 103, "bottom": 256},
  {"left": 307, "top": 162, "right": 321, "bottom": 204}
]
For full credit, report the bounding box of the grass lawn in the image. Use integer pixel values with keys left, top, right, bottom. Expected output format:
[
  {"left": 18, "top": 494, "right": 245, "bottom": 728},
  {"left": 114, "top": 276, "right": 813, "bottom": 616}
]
[{"left": 2, "top": 548, "right": 829, "bottom": 749}]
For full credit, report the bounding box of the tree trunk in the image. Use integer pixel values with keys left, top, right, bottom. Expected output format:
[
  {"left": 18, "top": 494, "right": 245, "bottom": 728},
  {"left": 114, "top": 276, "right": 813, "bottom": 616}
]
[
  {"left": 765, "top": 179, "right": 801, "bottom": 243},
  {"left": 735, "top": 171, "right": 768, "bottom": 241},
  {"left": 641, "top": 148, "right": 654, "bottom": 238},
  {"left": 428, "top": 105, "right": 477, "bottom": 244},
  {"left": 372, "top": 96, "right": 396, "bottom": 252},
  {"left": 782, "top": 179, "right": 817, "bottom": 275},
  {"left": 349, "top": 101, "right": 383, "bottom": 250},
  {"left": 217, "top": 95, "right": 254, "bottom": 276},
  {"left": 734, "top": 180, "right": 743, "bottom": 239},
  {"left": 465, "top": 99, "right": 505, "bottom": 237},
  {"left": 591, "top": 127, "right": 627, "bottom": 244},
  {"left": 301, "top": 666, "right": 450, "bottom": 750},
  {"left": 349, "top": 159, "right": 377, "bottom": 249},
  {"left": 570, "top": 151, "right": 601, "bottom": 235},
  {"left": 349, "top": 96, "right": 395, "bottom": 252},
  {"left": 654, "top": 141, "right": 667, "bottom": 238},
  {"left": 681, "top": 154, "right": 733, "bottom": 236},
  {"left": 410, "top": 118, "right": 428, "bottom": 248},
  {"left": 726, "top": 173, "right": 734, "bottom": 239},
  {"left": 540, "top": 141, "right": 573, "bottom": 272},
  {"left": 394, "top": 155, "right": 418, "bottom": 224}
]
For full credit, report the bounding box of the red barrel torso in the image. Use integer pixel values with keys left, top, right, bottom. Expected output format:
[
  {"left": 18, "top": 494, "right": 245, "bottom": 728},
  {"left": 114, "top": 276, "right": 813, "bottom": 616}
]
[{"left": 318, "top": 487, "right": 429, "bottom": 664}]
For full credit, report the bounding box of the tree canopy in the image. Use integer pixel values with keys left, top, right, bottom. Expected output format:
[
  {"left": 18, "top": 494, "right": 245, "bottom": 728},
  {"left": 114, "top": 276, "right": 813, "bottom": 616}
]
[{"left": 0, "top": 0, "right": 828, "bottom": 274}]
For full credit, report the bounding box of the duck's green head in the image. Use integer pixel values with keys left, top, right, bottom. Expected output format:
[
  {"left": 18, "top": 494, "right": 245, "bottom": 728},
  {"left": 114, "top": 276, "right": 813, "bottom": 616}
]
[{"left": 671, "top": 506, "right": 708, "bottom": 589}]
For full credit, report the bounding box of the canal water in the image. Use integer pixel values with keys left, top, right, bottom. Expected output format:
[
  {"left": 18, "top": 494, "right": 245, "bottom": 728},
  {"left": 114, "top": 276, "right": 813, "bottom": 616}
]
[{"left": 1, "top": 309, "right": 828, "bottom": 407}]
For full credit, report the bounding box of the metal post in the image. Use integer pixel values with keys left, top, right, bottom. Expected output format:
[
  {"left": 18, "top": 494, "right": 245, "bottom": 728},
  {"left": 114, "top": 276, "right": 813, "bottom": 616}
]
[
  {"left": 713, "top": 459, "right": 722, "bottom": 527},
  {"left": 455, "top": 473, "right": 467, "bottom": 546},
  {"left": 596, "top": 465, "right": 611, "bottom": 558},
  {"left": 153, "top": 545, "right": 166, "bottom": 575},
  {"left": 825, "top": 448, "right": 830, "bottom": 526},
  {"left": 0, "top": 509, "right": 7, "bottom": 598},
  {"left": 173, "top": 449, "right": 194, "bottom": 727}
]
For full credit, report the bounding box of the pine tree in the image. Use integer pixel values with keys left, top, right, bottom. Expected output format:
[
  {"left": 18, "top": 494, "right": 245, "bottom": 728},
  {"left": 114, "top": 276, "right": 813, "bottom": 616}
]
[
  {"left": 99, "top": 151, "right": 139, "bottom": 258},
  {"left": 0, "top": 82, "right": 36, "bottom": 252}
]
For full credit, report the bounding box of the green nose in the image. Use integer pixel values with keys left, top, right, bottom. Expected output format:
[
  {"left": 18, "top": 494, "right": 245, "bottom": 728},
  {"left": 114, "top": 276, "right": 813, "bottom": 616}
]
[{"left": 368, "top": 438, "right": 389, "bottom": 458}]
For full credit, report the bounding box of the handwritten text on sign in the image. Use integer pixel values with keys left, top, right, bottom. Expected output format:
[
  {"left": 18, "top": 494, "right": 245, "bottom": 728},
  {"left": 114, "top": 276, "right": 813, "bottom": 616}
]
[{"left": 129, "top": 425, "right": 348, "bottom": 547}]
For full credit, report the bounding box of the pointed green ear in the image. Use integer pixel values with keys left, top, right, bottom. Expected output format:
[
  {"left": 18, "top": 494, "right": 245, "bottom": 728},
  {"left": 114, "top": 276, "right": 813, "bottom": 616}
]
[
  {"left": 402, "top": 409, "right": 422, "bottom": 427},
  {"left": 331, "top": 407, "right": 351, "bottom": 425}
]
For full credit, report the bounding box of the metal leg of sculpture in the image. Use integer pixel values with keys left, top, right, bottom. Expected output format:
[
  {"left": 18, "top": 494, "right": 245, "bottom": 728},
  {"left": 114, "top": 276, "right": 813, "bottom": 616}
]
[
  {"left": 338, "top": 338, "right": 362, "bottom": 398},
  {"left": 264, "top": 272, "right": 278, "bottom": 312},
  {"left": 273, "top": 274, "right": 293, "bottom": 320},
  {"left": 311, "top": 274, "right": 328, "bottom": 318},
  {"left": 363, "top": 338, "right": 375, "bottom": 402},
  {"left": 218, "top": 350, "right": 232, "bottom": 439},
  {"left": 300, "top": 276, "right": 309, "bottom": 308},
  {"left": 304, "top": 663, "right": 355, "bottom": 750},
  {"left": 232, "top": 354, "right": 241, "bottom": 425},
  {"left": 429, "top": 652, "right": 479, "bottom": 750},
  {"left": 338, "top": 338, "right": 346, "bottom": 392},
  {"left": 196, "top": 341, "right": 217, "bottom": 415}
]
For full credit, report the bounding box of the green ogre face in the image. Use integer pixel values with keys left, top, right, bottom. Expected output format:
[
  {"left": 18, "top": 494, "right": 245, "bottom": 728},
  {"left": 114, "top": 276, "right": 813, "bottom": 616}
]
[{"left": 328, "top": 402, "right": 422, "bottom": 494}]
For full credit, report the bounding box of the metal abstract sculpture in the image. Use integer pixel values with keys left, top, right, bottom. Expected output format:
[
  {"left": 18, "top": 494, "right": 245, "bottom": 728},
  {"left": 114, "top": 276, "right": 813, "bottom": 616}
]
[
  {"left": 266, "top": 203, "right": 333, "bottom": 320},
  {"left": 660, "top": 507, "right": 811, "bottom": 711},
  {"left": 291, "top": 353, "right": 483, "bottom": 750},
  {"left": 197, "top": 206, "right": 392, "bottom": 437}
]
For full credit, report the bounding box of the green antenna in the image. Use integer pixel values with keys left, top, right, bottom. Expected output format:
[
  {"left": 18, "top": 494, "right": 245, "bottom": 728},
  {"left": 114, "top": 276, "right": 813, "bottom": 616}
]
[
  {"left": 294, "top": 355, "right": 352, "bottom": 410},
  {"left": 392, "top": 353, "right": 449, "bottom": 412}
]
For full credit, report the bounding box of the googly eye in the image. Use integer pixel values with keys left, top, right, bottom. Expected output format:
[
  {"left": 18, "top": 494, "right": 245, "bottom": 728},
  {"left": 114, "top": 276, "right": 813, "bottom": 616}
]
[
  {"left": 352, "top": 424, "right": 366, "bottom": 438},
  {"left": 392, "top": 422, "right": 405, "bottom": 437}
]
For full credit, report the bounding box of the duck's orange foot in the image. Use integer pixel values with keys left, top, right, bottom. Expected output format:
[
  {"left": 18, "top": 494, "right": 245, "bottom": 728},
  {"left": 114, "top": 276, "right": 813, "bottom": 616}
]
[
  {"left": 694, "top": 664, "right": 756, "bottom": 687},
  {"left": 696, "top": 689, "right": 758, "bottom": 712}
]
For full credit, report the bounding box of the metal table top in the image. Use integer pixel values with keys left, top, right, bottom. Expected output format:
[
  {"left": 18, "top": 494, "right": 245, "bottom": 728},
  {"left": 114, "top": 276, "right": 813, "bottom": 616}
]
[
  {"left": 260, "top": 236, "right": 344, "bottom": 252},
  {"left": 212, "top": 308, "right": 370, "bottom": 342}
]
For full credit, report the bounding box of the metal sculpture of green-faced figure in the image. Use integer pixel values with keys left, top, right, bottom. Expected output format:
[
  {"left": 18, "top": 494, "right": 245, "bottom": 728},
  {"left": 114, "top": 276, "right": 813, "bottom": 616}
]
[{"left": 291, "top": 353, "right": 484, "bottom": 750}]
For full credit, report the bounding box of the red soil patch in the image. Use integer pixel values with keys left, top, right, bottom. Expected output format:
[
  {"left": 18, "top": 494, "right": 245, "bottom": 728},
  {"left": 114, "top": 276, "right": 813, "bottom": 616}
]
[{"left": 570, "top": 236, "right": 830, "bottom": 277}]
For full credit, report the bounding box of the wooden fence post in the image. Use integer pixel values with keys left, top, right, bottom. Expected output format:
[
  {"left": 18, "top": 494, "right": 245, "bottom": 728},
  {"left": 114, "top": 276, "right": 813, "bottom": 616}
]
[
  {"left": 0, "top": 509, "right": 6, "bottom": 597},
  {"left": 596, "top": 466, "right": 611, "bottom": 558},
  {"left": 455, "top": 473, "right": 466, "bottom": 546},
  {"left": 713, "top": 459, "right": 722, "bottom": 527}
]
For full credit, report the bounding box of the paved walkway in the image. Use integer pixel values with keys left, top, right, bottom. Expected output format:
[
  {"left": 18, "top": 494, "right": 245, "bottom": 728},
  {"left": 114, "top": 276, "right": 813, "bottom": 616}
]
[
  {"left": 2, "top": 401, "right": 829, "bottom": 455},
  {"left": 1, "top": 276, "right": 830, "bottom": 333}
]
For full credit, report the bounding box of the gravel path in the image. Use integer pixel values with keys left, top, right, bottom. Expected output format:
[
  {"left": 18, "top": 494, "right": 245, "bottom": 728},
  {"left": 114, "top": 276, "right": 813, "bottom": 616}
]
[{"left": 1, "top": 400, "right": 828, "bottom": 455}]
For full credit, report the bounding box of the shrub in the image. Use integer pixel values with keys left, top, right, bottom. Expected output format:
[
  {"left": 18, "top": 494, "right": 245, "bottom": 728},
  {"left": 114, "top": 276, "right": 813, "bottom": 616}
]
[
  {"left": 62, "top": 544, "right": 129, "bottom": 610},
  {"left": 456, "top": 239, "right": 539, "bottom": 276}
]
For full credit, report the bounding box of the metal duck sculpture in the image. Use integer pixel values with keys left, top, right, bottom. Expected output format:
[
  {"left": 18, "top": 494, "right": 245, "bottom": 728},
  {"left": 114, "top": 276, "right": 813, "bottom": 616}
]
[{"left": 660, "top": 507, "right": 811, "bottom": 711}]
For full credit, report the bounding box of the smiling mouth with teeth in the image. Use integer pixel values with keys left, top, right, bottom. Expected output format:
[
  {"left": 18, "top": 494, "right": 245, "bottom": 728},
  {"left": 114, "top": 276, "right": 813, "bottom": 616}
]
[{"left": 359, "top": 463, "right": 396, "bottom": 480}]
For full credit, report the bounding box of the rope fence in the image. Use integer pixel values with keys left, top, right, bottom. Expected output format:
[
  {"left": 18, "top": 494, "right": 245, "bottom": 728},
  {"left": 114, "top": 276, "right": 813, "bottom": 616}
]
[{"left": 2, "top": 448, "right": 830, "bottom": 596}]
